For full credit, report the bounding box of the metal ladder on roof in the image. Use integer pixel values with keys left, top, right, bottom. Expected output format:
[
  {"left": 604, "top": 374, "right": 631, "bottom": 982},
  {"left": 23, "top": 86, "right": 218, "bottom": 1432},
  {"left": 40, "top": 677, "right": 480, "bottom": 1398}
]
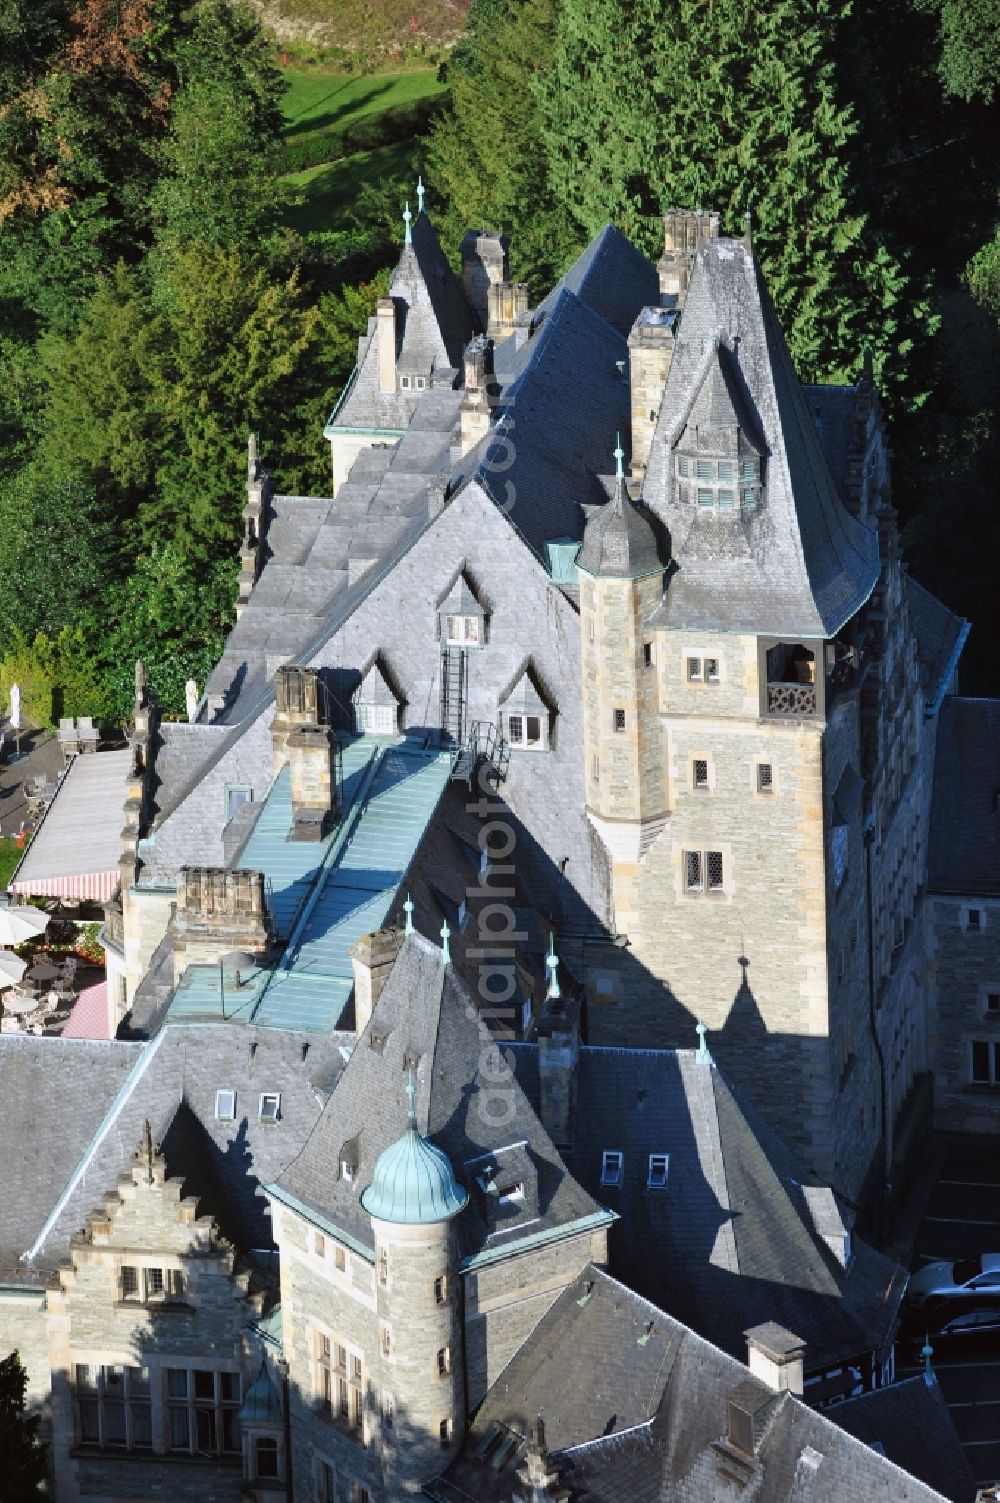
[
  {"left": 451, "top": 720, "right": 510, "bottom": 787},
  {"left": 440, "top": 645, "right": 467, "bottom": 747}
]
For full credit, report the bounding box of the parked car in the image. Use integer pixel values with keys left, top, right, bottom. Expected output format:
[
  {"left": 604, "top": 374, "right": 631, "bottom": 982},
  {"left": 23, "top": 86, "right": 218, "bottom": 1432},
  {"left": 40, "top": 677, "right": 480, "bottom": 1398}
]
[
  {"left": 906, "top": 1305, "right": 1000, "bottom": 1359},
  {"left": 907, "top": 1254, "right": 1000, "bottom": 1311}
]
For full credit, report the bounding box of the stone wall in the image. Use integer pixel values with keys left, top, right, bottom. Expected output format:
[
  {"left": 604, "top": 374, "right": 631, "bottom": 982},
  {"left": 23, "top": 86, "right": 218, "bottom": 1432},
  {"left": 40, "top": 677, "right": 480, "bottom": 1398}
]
[{"left": 928, "top": 895, "right": 1000, "bottom": 1133}]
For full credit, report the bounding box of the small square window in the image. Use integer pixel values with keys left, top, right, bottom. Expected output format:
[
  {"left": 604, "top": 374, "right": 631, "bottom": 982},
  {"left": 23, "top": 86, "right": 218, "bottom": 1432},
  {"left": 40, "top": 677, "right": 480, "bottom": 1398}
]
[
  {"left": 643, "top": 642, "right": 653, "bottom": 668},
  {"left": 508, "top": 714, "right": 523, "bottom": 743},
  {"left": 704, "top": 658, "right": 720, "bottom": 683},
  {"left": 335, "top": 1246, "right": 346, "bottom": 1272},
  {"left": 601, "top": 1150, "right": 623, "bottom": 1186},
  {"left": 613, "top": 708, "right": 626, "bottom": 733},
  {"left": 259, "top": 1093, "right": 280, "bottom": 1123},
  {"left": 121, "top": 1265, "right": 139, "bottom": 1301},
  {"left": 696, "top": 460, "right": 713, "bottom": 481},
  {"left": 740, "top": 459, "right": 758, "bottom": 481},
  {"left": 687, "top": 657, "right": 702, "bottom": 682},
  {"left": 685, "top": 851, "right": 703, "bottom": 892},
  {"left": 647, "top": 1153, "right": 669, "bottom": 1189},
  {"left": 434, "top": 1275, "right": 448, "bottom": 1305},
  {"left": 757, "top": 762, "right": 773, "bottom": 793},
  {"left": 717, "top": 461, "right": 734, "bottom": 482},
  {"left": 693, "top": 759, "right": 709, "bottom": 790},
  {"left": 215, "top": 1089, "right": 236, "bottom": 1121},
  {"left": 401, "top": 375, "right": 411, "bottom": 389},
  {"left": 225, "top": 784, "right": 252, "bottom": 821},
  {"left": 718, "top": 489, "right": 735, "bottom": 510},
  {"left": 968, "top": 908, "right": 984, "bottom": 932},
  {"left": 972, "top": 1040, "right": 992, "bottom": 1084},
  {"left": 707, "top": 851, "right": 724, "bottom": 891},
  {"left": 436, "top": 1347, "right": 450, "bottom": 1376},
  {"left": 987, "top": 992, "right": 1000, "bottom": 1014},
  {"left": 697, "top": 488, "right": 714, "bottom": 508},
  {"left": 145, "top": 1267, "right": 164, "bottom": 1298},
  {"left": 741, "top": 488, "right": 757, "bottom": 511},
  {"left": 314, "top": 1232, "right": 326, "bottom": 1259},
  {"left": 677, "top": 455, "right": 689, "bottom": 478}
]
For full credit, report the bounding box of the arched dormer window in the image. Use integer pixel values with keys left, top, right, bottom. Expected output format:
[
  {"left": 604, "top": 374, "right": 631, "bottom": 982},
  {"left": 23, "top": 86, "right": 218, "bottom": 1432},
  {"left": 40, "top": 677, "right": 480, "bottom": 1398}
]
[{"left": 672, "top": 347, "right": 766, "bottom": 514}]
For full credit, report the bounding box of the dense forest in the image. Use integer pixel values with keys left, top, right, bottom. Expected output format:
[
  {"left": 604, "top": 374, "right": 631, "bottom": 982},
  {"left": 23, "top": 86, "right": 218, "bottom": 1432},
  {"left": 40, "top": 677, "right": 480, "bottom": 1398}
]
[{"left": 1, "top": 0, "right": 998, "bottom": 724}]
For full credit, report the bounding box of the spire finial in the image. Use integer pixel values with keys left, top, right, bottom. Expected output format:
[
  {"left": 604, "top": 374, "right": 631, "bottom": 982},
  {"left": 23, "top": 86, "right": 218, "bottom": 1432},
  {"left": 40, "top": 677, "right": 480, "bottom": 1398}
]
[
  {"left": 545, "top": 933, "right": 561, "bottom": 1001},
  {"left": 405, "top": 1066, "right": 417, "bottom": 1130},
  {"left": 403, "top": 893, "right": 414, "bottom": 935},
  {"left": 440, "top": 918, "right": 451, "bottom": 964},
  {"left": 138, "top": 1118, "right": 155, "bottom": 1183},
  {"left": 416, "top": 175, "right": 425, "bottom": 214},
  {"left": 403, "top": 201, "right": 413, "bottom": 246},
  {"left": 614, "top": 432, "right": 624, "bottom": 480},
  {"left": 695, "top": 1019, "right": 712, "bottom": 1064},
  {"left": 922, "top": 1337, "right": 936, "bottom": 1386}
]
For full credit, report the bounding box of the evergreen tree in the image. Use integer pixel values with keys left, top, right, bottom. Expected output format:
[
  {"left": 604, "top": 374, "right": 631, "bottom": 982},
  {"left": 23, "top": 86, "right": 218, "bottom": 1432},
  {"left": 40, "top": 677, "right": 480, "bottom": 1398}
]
[
  {"left": 426, "top": 0, "right": 573, "bottom": 292},
  {"left": 541, "top": 0, "right": 934, "bottom": 396},
  {"left": 0, "top": 1352, "right": 46, "bottom": 1501},
  {"left": 917, "top": 0, "right": 1000, "bottom": 102}
]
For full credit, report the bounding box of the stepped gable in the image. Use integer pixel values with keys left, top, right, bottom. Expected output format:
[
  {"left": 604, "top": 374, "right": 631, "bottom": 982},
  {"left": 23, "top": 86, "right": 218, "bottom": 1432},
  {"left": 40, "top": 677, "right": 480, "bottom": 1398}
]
[
  {"left": 270, "top": 933, "right": 605, "bottom": 1258},
  {"left": 643, "top": 235, "right": 880, "bottom": 638},
  {"left": 17, "top": 1025, "right": 349, "bottom": 1275}
]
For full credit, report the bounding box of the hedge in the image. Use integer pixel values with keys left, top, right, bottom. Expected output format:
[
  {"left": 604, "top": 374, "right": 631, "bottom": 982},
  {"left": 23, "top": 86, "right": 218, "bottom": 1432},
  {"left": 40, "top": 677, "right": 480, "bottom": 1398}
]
[{"left": 282, "top": 94, "right": 446, "bottom": 175}]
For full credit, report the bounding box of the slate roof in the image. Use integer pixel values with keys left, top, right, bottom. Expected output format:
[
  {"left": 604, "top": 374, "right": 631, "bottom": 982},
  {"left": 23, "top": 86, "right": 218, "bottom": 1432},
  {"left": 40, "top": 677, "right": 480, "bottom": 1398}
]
[
  {"left": 431, "top": 1265, "right": 950, "bottom": 1503},
  {"left": 509, "top": 1046, "right": 906, "bottom": 1372},
  {"left": 270, "top": 934, "right": 608, "bottom": 1263},
  {"left": 906, "top": 575, "right": 969, "bottom": 712},
  {"left": 13, "top": 1025, "right": 349, "bottom": 1278},
  {"left": 577, "top": 477, "right": 664, "bottom": 579},
  {"left": 0, "top": 1036, "right": 142, "bottom": 1280},
  {"left": 928, "top": 696, "right": 1000, "bottom": 896},
  {"left": 534, "top": 223, "right": 660, "bottom": 338},
  {"left": 832, "top": 1376, "right": 977, "bottom": 1503},
  {"left": 805, "top": 381, "right": 863, "bottom": 508},
  {"left": 643, "top": 237, "right": 880, "bottom": 638}
]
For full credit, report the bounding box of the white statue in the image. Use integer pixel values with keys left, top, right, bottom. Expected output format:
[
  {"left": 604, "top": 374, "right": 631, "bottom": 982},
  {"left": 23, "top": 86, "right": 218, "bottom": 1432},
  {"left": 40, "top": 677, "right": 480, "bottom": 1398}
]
[{"left": 185, "top": 679, "right": 198, "bottom": 724}]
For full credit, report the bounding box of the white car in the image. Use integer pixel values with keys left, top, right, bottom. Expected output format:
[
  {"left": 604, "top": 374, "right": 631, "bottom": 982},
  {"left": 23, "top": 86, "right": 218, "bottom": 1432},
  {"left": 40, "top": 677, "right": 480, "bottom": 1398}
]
[{"left": 907, "top": 1253, "right": 1000, "bottom": 1309}]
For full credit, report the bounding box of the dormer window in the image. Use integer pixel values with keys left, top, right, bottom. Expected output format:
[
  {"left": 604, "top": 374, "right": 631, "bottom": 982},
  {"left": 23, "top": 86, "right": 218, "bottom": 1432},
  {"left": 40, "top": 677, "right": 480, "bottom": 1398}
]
[
  {"left": 647, "top": 1153, "right": 669, "bottom": 1189},
  {"left": 601, "top": 1150, "right": 623, "bottom": 1186},
  {"left": 446, "top": 614, "right": 480, "bottom": 647},
  {"left": 499, "top": 663, "right": 554, "bottom": 753},
  {"left": 675, "top": 454, "right": 760, "bottom": 512},
  {"left": 258, "top": 1093, "right": 280, "bottom": 1124}
]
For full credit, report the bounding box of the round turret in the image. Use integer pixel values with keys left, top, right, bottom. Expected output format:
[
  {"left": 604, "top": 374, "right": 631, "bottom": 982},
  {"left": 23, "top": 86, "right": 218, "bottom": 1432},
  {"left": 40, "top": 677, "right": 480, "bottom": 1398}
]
[
  {"left": 577, "top": 476, "right": 663, "bottom": 581},
  {"left": 361, "top": 1126, "right": 468, "bottom": 1225}
]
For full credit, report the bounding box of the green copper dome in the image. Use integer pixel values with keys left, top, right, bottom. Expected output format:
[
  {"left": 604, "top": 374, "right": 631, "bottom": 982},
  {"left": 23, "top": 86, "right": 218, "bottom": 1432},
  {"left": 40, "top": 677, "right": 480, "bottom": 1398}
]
[{"left": 361, "top": 1126, "right": 468, "bottom": 1225}]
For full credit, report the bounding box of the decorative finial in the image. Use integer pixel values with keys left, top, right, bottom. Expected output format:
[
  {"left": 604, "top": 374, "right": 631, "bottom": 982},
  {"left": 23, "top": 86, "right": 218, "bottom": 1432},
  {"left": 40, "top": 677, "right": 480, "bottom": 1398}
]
[
  {"left": 247, "top": 431, "right": 259, "bottom": 483},
  {"left": 405, "top": 1066, "right": 417, "bottom": 1131},
  {"left": 545, "top": 933, "right": 561, "bottom": 1001},
  {"left": 403, "top": 893, "right": 414, "bottom": 935},
  {"left": 922, "top": 1338, "right": 935, "bottom": 1385},
  {"left": 403, "top": 201, "right": 413, "bottom": 246},
  {"left": 743, "top": 208, "right": 753, "bottom": 256},
  {"left": 440, "top": 918, "right": 451, "bottom": 964},
  {"left": 134, "top": 658, "right": 146, "bottom": 701},
  {"left": 695, "top": 1019, "right": 712, "bottom": 1064},
  {"left": 613, "top": 432, "right": 624, "bottom": 481},
  {"left": 139, "top": 1118, "right": 155, "bottom": 1183},
  {"left": 416, "top": 175, "right": 425, "bottom": 214}
]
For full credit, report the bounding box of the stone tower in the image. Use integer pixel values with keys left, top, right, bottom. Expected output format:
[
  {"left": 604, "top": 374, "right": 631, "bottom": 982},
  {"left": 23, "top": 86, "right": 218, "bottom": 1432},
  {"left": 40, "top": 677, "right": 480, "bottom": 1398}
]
[
  {"left": 361, "top": 1078, "right": 467, "bottom": 1495},
  {"left": 577, "top": 444, "right": 667, "bottom": 939}
]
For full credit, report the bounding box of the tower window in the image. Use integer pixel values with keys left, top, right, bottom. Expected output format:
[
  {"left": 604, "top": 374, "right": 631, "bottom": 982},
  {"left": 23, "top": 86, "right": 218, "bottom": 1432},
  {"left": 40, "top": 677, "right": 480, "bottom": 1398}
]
[
  {"left": 335, "top": 1246, "right": 347, "bottom": 1273},
  {"left": 686, "top": 850, "right": 725, "bottom": 893},
  {"left": 705, "top": 658, "right": 720, "bottom": 683},
  {"left": 986, "top": 991, "right": 1000, "bottom": 1014},
  {"left": 757, "top": 762, "right": 773, "bottom": 793},
  {"left": 439, "top": 1418, "right": 452, "bottom": 1448},
  {"left": 707, "top": 851, "right": 724, "bottom": 891},
  {"left": 692, "top": 759, "right": 709, "bottom": 790},
  {"left": 685, "top": 851, "right": 703, "bottom": 891},
  {"left": 591, "top": 753, "right": 599, "bottom": 781},
  {"left": 613, "top": 708, "right": 626, "bottom": 733},
  {"left": 643, "top": 642, "right": 653, "bottom": 668},
  {"left": 967, "top": 907, "right": 985, "bottom": 932},
  {"left": 971, "top": 1040, "right": 1000, "bottom": 1085},
  {"left": 436, "top": 1347, "right": 451, "bottom": 1377},
  {"left": 687, "top": 656, "right": 703, "bottom": 682},
  {"left": 378, "top": 1250, "right": 388, "bottom": 1286},
  {"left": 434, "top": 1275, "right": 448, "bottom": 1305},
  {"left": 601, "top": 1150, "right": 623, "bottom": 1186}
]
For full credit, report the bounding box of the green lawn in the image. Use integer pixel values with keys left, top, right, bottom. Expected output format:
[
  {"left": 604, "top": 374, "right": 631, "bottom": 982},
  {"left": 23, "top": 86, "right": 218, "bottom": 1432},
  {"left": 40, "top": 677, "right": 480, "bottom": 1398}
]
[
  {"left": 279, "top": 66, "right": 438, "bottom": 239},
  {"left": 284, "top": 140, "right": 417, "bottom": 237},
  {"left": 0, "top": 838, "right": 23, "bottom": 888},
  {"left": 282, "top": 66, "right": 444, "bottom": 139}
]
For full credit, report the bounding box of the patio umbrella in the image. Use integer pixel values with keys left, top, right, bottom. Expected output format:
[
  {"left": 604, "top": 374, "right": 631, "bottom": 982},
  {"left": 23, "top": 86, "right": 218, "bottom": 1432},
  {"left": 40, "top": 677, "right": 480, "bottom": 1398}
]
[
  {"left": 0, "top": 951, "right": 27, "bottom": 987},
  {"left": 0, "top": 905, "right": 49, "bottom": 945}
]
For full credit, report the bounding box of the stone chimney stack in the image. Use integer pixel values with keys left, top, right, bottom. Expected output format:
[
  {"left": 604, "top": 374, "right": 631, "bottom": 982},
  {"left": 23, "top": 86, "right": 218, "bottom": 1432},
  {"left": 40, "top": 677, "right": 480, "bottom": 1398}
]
[
  {"left": 487, "top": 280, "right": 530, "bottom": 341},
  {"left": 237, "top": 434, "right": 275, "bottom": 619},
  {"left": 461, "top": 229, "right": 509, "bottom": 331},
  {"left": 744, "top": 1323, "right": 806, "bottom": 1396},
  {"left": 536, "top": 971, "right": 581, "bottom": 1150},
  {"left": 658, "top": 208, "right": 720, "bottom": 305},
  {"left": 377, "top": 297, "right": 396, "bottom": 394},
  {"left": 271, "top": 666, "right": 320, "bottom": 774},
  {"left": 170, "top": 867, "right": 271, "bottom": 983},
  {"left": 459, "top": 335, "right": 499, "bottom": 455},
  {"left": 349, "top": 925, "right": 405, "bottom": 1034},
  {"left": 628, "top": 305, "right": 678, "bottom": 476}
]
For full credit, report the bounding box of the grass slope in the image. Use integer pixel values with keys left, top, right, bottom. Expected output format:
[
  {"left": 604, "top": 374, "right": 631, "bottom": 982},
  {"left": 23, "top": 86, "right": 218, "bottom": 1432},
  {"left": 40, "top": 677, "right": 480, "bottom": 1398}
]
[{"left": 285, "top": 140, "right": 417, "bottom": 236}]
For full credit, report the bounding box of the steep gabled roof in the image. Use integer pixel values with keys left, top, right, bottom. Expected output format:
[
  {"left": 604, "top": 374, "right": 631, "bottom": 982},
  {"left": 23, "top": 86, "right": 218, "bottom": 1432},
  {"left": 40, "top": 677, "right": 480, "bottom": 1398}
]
[
  {"left": 643, "top": 238, "right": 880, "bottom": 638},
  {"left": 534, "top": 223, "right": 660, "bottom": 337},
  {"left": 929, "top": 696, "right": 1000, "bottom": 896},
  {"left": 270, "top": 934, "right": 607, "bottom": 1261}
]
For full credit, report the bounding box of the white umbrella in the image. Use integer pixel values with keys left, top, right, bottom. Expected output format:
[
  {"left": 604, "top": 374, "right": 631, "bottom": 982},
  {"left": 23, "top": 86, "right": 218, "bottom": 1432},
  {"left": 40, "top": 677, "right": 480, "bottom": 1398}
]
[
  {"left": 0, "top": 950, "right": 27, "bottom": 987},
  {"left": 0, "top": 906, "right": 49, "bottom": 945},
  {"left": 9, "top": 682, "right": 20, "bottom": 730},
  {"left": 185, "top": 678, "right": 199, "bottom": 724}
]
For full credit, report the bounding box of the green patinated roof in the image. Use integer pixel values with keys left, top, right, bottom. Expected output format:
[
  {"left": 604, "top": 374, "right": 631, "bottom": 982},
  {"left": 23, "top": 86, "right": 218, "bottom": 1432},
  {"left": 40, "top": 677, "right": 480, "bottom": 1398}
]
[
  {"left": 164, "top": 737, "right": 452, "bottom": 1035},
  {"left": 361, "top": 1126, "right": 468, "bottom": 1226}
]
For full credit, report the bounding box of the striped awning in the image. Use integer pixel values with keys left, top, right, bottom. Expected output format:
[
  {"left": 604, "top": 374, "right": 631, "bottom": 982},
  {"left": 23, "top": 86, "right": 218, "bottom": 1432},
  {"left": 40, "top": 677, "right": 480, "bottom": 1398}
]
[{"left": 10, "top": 869, "right": 120, "bottom": 903}]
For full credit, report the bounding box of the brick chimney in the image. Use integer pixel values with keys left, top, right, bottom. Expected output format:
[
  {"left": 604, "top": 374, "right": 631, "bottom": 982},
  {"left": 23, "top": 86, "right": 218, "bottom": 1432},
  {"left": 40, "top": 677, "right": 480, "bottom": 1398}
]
[
  {"left": 459, "top": 336, "right": 499, "bottom": 455},
  {"left": 461, "top": 230, "right": 509, "bottom": 331},
  {"left": 170, "top": 867, "right": 271, "bottom": 983},
  {"left": 349, "top": 925, "right": 405, "bottom": 1034},
  {"left": 744, "top": 1323, "right": 805, "bottom": 1395},
  {"left": 658, "top": 208, "right": 720, "bottom": 305}
]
